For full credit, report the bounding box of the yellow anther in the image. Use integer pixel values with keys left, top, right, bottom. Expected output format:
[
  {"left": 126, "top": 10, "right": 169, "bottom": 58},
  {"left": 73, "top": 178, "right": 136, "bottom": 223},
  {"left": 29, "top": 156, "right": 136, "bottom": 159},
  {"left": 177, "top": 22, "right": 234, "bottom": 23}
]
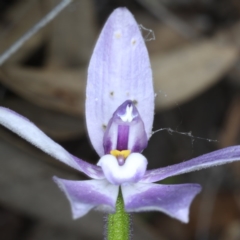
[
  {"left": 110, "top": 150, "right": 120, "bottom": 157},
  {"left": 110, "top": 149, "right": 131, "bottom": 159},
  {"left": 121, "top": 150, "right": 131, "bottom": 158}
]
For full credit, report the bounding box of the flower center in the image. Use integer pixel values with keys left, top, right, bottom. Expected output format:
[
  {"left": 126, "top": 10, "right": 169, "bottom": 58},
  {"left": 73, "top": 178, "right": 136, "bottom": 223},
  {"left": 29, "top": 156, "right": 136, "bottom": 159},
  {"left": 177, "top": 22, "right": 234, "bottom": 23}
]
[
  {"left": 110, "top": 149, "right": 131, "bottom": 166},
  {"left": 103, "top": 100, "right": 148, "bottom": 154}
]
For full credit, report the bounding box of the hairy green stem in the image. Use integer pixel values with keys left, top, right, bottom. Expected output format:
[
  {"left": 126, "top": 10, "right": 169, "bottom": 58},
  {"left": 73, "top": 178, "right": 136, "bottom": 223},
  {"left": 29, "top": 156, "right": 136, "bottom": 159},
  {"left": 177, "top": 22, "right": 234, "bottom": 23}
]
[{"left": 107, "top": 189, "right": 130, "bottom": 240}]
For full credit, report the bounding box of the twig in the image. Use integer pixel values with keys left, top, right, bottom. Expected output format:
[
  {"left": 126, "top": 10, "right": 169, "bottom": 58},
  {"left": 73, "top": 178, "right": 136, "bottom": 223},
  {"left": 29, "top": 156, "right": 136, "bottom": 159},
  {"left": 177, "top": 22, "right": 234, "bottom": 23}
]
[
  {"left": 136, "top": 0, "right": 199, "bottom": 40},
  {"left": 0, "top": 0, "right": 73, "bottom": 66}
]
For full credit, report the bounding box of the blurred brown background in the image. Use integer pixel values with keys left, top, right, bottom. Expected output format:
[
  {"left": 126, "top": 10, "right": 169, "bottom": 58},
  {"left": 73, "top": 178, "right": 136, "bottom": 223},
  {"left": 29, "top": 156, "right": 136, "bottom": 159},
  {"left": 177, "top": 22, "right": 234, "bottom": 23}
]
[{"left": 0, "top": 0, "right": 240, "bottom": 239}]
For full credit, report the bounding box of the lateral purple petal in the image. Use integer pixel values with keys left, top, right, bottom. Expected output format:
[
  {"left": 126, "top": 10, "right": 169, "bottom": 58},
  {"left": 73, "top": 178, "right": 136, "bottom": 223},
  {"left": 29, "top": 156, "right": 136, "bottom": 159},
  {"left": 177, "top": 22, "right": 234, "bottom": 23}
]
[
  {"left": 141, "top": 145, "right": 240, "bottom": 183},
  {"left": 86, "top": 7, "right": 154, "bottom": 156},
  {"left": 53, "top": 178, "right": 119, "bottom": 219},
  {"left": 122, "top": 183, "right": 201, "bottom": 223},
  {"left": 0, "top": 107, "right": 104, "bottom": 179}
]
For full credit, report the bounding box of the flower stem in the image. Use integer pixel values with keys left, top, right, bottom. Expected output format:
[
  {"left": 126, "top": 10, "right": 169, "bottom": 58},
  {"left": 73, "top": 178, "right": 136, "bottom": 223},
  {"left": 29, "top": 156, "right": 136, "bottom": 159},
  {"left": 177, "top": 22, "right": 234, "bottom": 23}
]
[{"left": 107, "top": 189, "right": 130, "bottom": 240}]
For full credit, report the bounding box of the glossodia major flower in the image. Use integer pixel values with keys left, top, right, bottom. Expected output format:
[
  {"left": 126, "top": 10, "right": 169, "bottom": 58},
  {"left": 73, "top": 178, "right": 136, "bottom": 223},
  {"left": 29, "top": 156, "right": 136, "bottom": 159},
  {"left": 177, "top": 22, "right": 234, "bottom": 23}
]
[{"left": 0, "top": 7, "right": 240, "bottom": 224}]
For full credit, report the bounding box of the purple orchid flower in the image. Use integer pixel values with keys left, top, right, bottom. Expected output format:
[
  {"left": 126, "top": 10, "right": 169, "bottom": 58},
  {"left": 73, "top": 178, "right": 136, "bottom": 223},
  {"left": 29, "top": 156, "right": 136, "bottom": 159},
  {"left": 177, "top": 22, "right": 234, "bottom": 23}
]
[{"left": 0, "top": 7, "right": 240, "bottom": 224}]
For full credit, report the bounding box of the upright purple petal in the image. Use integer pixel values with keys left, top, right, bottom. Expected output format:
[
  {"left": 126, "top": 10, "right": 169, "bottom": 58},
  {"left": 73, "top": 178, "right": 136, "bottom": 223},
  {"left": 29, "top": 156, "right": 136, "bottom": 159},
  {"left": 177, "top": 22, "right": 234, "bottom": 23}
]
[
  {"left": 0, "top": 107, "right": 104, "bottom": 179},
  {"left": 54, "top": 178, "right": 119, "bottom": 218},
  {"left": 86, "top": 7, "right": 154, "bottom": 156},
  {"left": 141, "top": 146, "right": 240, "bottom": 183},
  {"left": 122, "top": 183, "right": 201, "bottom": 223}
]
